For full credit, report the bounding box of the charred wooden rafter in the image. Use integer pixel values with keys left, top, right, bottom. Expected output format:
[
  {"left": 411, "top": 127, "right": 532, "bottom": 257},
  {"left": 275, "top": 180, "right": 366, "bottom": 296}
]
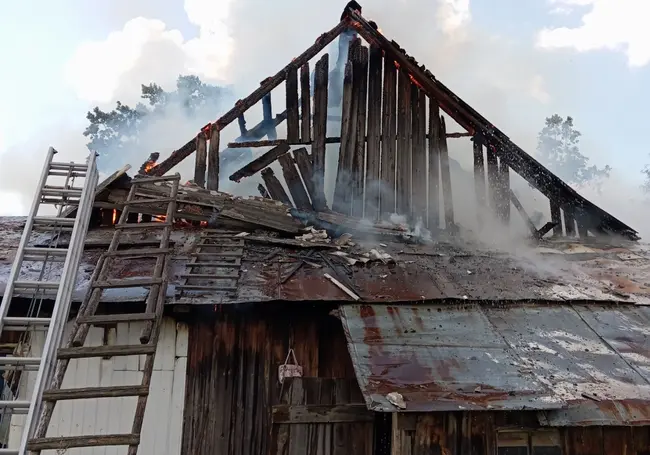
[{"left": 229, "top": 143, "right": 291, "bottom": 182}]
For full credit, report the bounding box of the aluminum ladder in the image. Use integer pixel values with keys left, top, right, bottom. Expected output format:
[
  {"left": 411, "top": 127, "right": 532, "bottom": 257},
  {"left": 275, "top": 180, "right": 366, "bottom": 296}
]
[{"left": 0, "top": 147, "right": 98, "bottom": 454}]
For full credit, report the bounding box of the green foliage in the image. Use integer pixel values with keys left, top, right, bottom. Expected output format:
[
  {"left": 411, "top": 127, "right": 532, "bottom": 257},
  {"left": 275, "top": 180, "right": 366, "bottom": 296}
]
[
  {"left": 536, "top": 114, "right": 611, "bottom": 186},
  {"left": 84, "top": 75, "right": 229, "bottom": 169}
]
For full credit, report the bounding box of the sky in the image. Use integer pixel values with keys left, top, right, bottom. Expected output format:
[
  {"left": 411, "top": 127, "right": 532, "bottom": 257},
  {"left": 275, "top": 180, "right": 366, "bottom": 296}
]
[{"left": 0, "top": 0, "right": 649, "bottom": 227}]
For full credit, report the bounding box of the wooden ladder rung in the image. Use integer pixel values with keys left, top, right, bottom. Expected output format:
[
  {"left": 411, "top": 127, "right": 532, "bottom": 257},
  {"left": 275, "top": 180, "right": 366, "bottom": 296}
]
[
  {"left": 176, "top": 285, "right": 238, "bottom": 291},
  {"left": 58, "top": 344, "right": 156, "bottom": 359},
  {"left": 131, "top": 175, "right": 181, "bottom": 184},
  {"left": 43, "top": 385, "right": 149, "bottom": 401},
  {"left": 105, "top": 248, "right": 171, "bottom": 257},
  {"left": 186, "top": 261, "right": 241, "bottom": 267},
  {"left": 179, "top": 273, "right": 239, "bottom": 279},
  {"left": 193, "top": 251, "right": 243, "bottom": 257},
  {"left": 115, "top": 222, "right": 172, "bottom": 229},
  {"left": 93, "top": 278, "right": 163, "bottom": 289},
  {"left": 77, "top": 313, "right": 156, "bottom": 325},
  {"left": 27, "top": 434, "right": 140, "bottom": 451},
  {"left": 122, "top": 198, "right": 175, "bottom": 206}
]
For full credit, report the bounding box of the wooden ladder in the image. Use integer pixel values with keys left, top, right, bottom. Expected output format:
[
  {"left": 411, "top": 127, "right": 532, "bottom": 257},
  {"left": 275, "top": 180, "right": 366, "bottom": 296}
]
[
  {"left": 176, "top": 231, "right": 244, "bottom": 300},
  {"left": 26, "top": 173, "right": 180, "bottom": 454}
]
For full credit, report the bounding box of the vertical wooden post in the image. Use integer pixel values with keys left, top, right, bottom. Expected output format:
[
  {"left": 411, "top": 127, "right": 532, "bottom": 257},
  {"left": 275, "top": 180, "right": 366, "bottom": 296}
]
[
  {"left": 486, "top": 145, "right": 499, "bottom": 216},
  {"left": 194, "top": 132, "right": 207, "bottom": 188},
  {"left": 396, "top": 70, "right": 412, "bottom": 216},
  {"left": 411, "top": 88, "right": 427, "bottom": 222},
  {"left": 365, "top": 44, "right": 383, "bottom": 220},
  {"left": 564, "top": 206, "right": 577, "bottom": 236},
  {"left": 262, "top": 93, "right": 277, "bottom": 140},
  {"left": 237, "top": 114, "right": 247, "bottom": 136},
  {"left": 300, "top": 63, "right": 311, "bottom": 142},
  {"left": 312, "top": 54, "right": 329, "bottom": 211},
  {"left": 499, "top": 159, "right": 510, "bottom": 223},
  {"left": 428, "top": 98, "right": 441, "bottom": 230},
  {"left": 333, "top": 61, "right": 355, "bottom": 214},
  {"left": 473, "top": 137, "right": 486, "bottom": 213},
  {"left": 278, "top": 153, "right": 312, "bottom": 210},
  {"left": 351, "top": 45, "right": 368, "bottom": 218},
  {"left": 207, "top": 125, "right": 220, "bottom": 191},
  {"left": 261, "top": 168, "right": 293, "bottom": 206},
  {"left": 293, "top": 147, "right": 316, "bottom": 199},
  {"left": 381, "top": 56, "right": 397, "bottom": 217},
  {"left": 286, "top": 67, "right": 300, "bottom": 142},
  {"left": 550, "top": 200, "right": 562, "bottom": 236},
  {"left": 439, "top": 116, "right": 455, "bottom": 229}
]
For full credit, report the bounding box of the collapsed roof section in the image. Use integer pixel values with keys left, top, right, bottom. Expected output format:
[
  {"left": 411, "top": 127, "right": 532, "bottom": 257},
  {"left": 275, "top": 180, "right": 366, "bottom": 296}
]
[{"left": 147, "top": 3, "right": 638, "bottom": 241}]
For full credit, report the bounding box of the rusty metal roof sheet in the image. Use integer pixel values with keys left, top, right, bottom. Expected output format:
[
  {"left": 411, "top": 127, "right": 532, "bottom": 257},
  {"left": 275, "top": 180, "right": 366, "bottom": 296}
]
[
  {"left": 2, "top": 216, "right": 650, "bottom": 305},
  {"left": 340, "top": 303, "right": 650, "bottom": 423}
]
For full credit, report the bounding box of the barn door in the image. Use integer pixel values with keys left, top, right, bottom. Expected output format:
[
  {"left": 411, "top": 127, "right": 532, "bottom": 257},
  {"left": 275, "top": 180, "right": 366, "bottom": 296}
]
[{"left": 272, "top": 378, "right": 374, "bottom": 455}]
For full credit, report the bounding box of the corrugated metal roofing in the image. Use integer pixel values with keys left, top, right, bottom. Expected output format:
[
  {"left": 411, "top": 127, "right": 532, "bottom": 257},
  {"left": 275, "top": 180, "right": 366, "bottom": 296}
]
[
  {"left": 2, "top": 216, "right": 650, "bottom": 305},
  {"left": 340, "top": 303, "right": 650, "bottom": 424}
]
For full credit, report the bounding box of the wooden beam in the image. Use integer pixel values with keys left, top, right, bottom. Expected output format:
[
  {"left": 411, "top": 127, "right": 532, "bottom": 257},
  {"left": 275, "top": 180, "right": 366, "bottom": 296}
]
[
  {"left": 207, "top": 126, "right": 220, "bottom": 191},
  {"left": 381, "top": 55, "right": 397, "bottom": 217},
  {"left": 564, "top": 206, "right": 576, "bottom": 236},
  {"left": 286, "top": 67, "right": 300, "bottom": 142},
  {"left": 550, "top": 200, "right": 562, "bottom": 236},
  {"left": 293, "top": 147, "right": 317, "bottom": 205},
  {"left": 509, "top": 189, "right": 537, "bottom": 237},
  {"left": 332, "top": 60, "right": 355, "bottom": 214},
  {"left": 237, "top": 114, "right": 247, "bottom": 135},
  {"left": 439, "top": 115, "right": 455, "bottom": 229},
  {"left": 427, "top": 98, "right": 441, "bottom": 230},
  {"left": 396, "top": 69, "right": 412, "bottom": 215},
  {"left": 352, "top": 44, "right": 368, "bottom": 218},
  {"left": 227, "top": 132, "right": 466, "bottom": 148},
  {"left": 258, "top": 183, "right": 270, "bottom": 199},
  {"left": 262, "top": 93, "right": 278, "bottom": 140},
  {"left": 194, "top": 133, "right": 207, "bottom": 188},
  {"left": 149, "top": 20, "right": 348, "bottom": 176},
  {"left": 473, "top": 137, "right": 486, "bottom": 212},
  {"left": 500, "top": 159, "right": 511, "bottom": 223},
  {"left": 312, "top": 53, "right": 329, "bottom": 211},
  {"left": 412, "top": 88, "right": 427, "bottom": 222},
  {"left": 486, "top": 145, "right": 499, "bottom": 216},
  {"left": 272, "top": 404, "right": 372, "bottom": 424},
  {"left": 229, "top": 143, "right": 291, "bottom": 182},
  {"left": 300, "top": 63, "right": 311, "bottom": 142},
  {"left": 278, "top": 153, "right": 312, "bottom": 210},
  {"left": 261, "top": 168, "right": 293, "bottom": 206},
  {"left": 365, "top": 44, "right": 383, "bottom": 220}
]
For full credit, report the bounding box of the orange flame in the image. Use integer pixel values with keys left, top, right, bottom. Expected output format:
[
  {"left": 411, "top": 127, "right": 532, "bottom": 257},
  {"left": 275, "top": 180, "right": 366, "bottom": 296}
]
[
  {"left": 112, "top": 209, "right": 117, "bottom": 224},
  {"left": 143, "top": 161, "right": 157, "bottom": 173},
  {"left": 409, "top": 74, "right": 424, "bottom": 90},
  {"left": 153, "top": 215, "right": 166, "bottom": 222}
]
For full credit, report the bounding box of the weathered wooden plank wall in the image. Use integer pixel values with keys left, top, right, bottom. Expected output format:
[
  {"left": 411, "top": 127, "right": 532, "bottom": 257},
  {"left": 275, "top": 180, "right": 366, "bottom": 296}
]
[
  {"left": 181, "top": 305, "right": 359, "bottom": 455},
  {"left": 391, "top": 412, "right": 650, "bottom": 455}
]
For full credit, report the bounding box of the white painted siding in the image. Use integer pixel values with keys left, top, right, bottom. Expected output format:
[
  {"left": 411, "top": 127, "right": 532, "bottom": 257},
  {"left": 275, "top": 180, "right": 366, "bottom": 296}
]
[{"left": 7, "top": 317, "right": 188, "bottom": 455}]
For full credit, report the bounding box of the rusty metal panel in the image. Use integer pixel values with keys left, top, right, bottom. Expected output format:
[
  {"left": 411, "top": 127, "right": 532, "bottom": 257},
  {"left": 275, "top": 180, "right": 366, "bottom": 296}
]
[{"left": 340, "top": 303, "right": 650, "bottom": 421}]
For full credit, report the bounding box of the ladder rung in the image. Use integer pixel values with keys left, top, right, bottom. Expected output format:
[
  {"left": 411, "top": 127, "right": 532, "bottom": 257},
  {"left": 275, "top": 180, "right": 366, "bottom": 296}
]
[
  {"left": 40, "top": 198, "right": 81, "bottom": 206},
  {"left": 179, "top": 273, "right": 239, "bottom": 279},
  {"left": 43, "top": 385, "right": 149, "bottom": 401},
  {"left": 33, "top": 216, "right": 75, "bottom": 226},
  {"left": 186, "top": 261, "right": 241, "bottom": 267},
  {"left": 41, "top": 188, "right": 83, "bottom": 197},
  {"left": 0, "top": 400, "right": 31, "bottom": 409},
  {"left": 105, "top": 248, "right": 170, "bottom": 257},
  {"left": 123, "top": 197, "right": 175, "bottom": 206},
  {"left": 13, "top": 281, "right": 60, "bottom": 290},
  {"left": 3, "top": 317, "right": 50, "bottom": 327},
  {"left": 115, "top": 222, "right": 173, "bottom": 229},
  {"left": 48, "top": 170, "right": 87, "bottom": 177},
  {"left": 77, "top": 313, "right": 156, "bottom": 325},
  {"left": 177, "top": 285, "right": 238, "bottom": 291},
  {"left": 0, "top": 356, "right": 41, "bottom": 368},
  {"left": 131, "top": 175, "right": 181, "bottom": 184},
  {"left": 49, "top": 162, "right": 88, "bottom": 172},
  {"left": 193, "top": 251, "right": 243, "bottom": 257},
  {"left": 93, "top": 278, "right": 163, "bottom": 289},
  {"left": 27, "top": 434, "right": 140, "bottom": 451},
  {"left": 58, "top": 344, "right": 156, "bottom": 359},
  {"left": 23, "top": 247, "right": 68, "bottom": 257}
]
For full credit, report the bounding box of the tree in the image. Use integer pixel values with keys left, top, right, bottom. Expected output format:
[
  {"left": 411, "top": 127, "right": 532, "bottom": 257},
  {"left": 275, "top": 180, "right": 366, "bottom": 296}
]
[
  {"left": 536, "top": 114, "right": 611, "bottom": 186},
  {"left": 84, "top": 75, "right": 229, "bottom": 169}
]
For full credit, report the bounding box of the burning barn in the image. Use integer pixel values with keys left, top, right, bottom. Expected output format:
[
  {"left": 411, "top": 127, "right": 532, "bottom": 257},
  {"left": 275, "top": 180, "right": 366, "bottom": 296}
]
[{"left": 0, "top": 3, "right": 649, "bottom": 455}]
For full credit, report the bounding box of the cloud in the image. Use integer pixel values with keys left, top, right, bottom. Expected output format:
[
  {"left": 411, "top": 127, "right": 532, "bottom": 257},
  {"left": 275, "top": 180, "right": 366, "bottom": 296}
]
[
  {"left": 537, "top": 0, "right": 650, "bottom": 67},
  {"left": 64, "top": 0, "right": 235, "bottom": 104}
]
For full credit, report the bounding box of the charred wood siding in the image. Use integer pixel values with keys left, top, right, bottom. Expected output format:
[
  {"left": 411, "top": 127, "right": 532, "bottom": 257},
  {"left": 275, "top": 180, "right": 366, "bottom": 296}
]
[
  {"left": 391, "top": 412, "right": 650, "bottom": 455},
  {"left": 181, "top": 307, "right": 358, "bottom": 455}
]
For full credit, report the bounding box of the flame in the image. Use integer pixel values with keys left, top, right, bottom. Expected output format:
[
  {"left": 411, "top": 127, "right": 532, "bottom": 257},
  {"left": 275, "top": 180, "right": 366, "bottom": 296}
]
[
  {"left": 409, "top": 74, "right": 424, "bottom": 90},
  {"left": 112, "top": 209, "right": 117, "bottom": 224},
  {"left": 153, "top": 215, "right": 166, "bottom": 222},
  {"left": 394, "top": 61, "right": 400, "bottom": 69},
  {"left": 143, "top": 161, "right": 156, "bottom": 173}
]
